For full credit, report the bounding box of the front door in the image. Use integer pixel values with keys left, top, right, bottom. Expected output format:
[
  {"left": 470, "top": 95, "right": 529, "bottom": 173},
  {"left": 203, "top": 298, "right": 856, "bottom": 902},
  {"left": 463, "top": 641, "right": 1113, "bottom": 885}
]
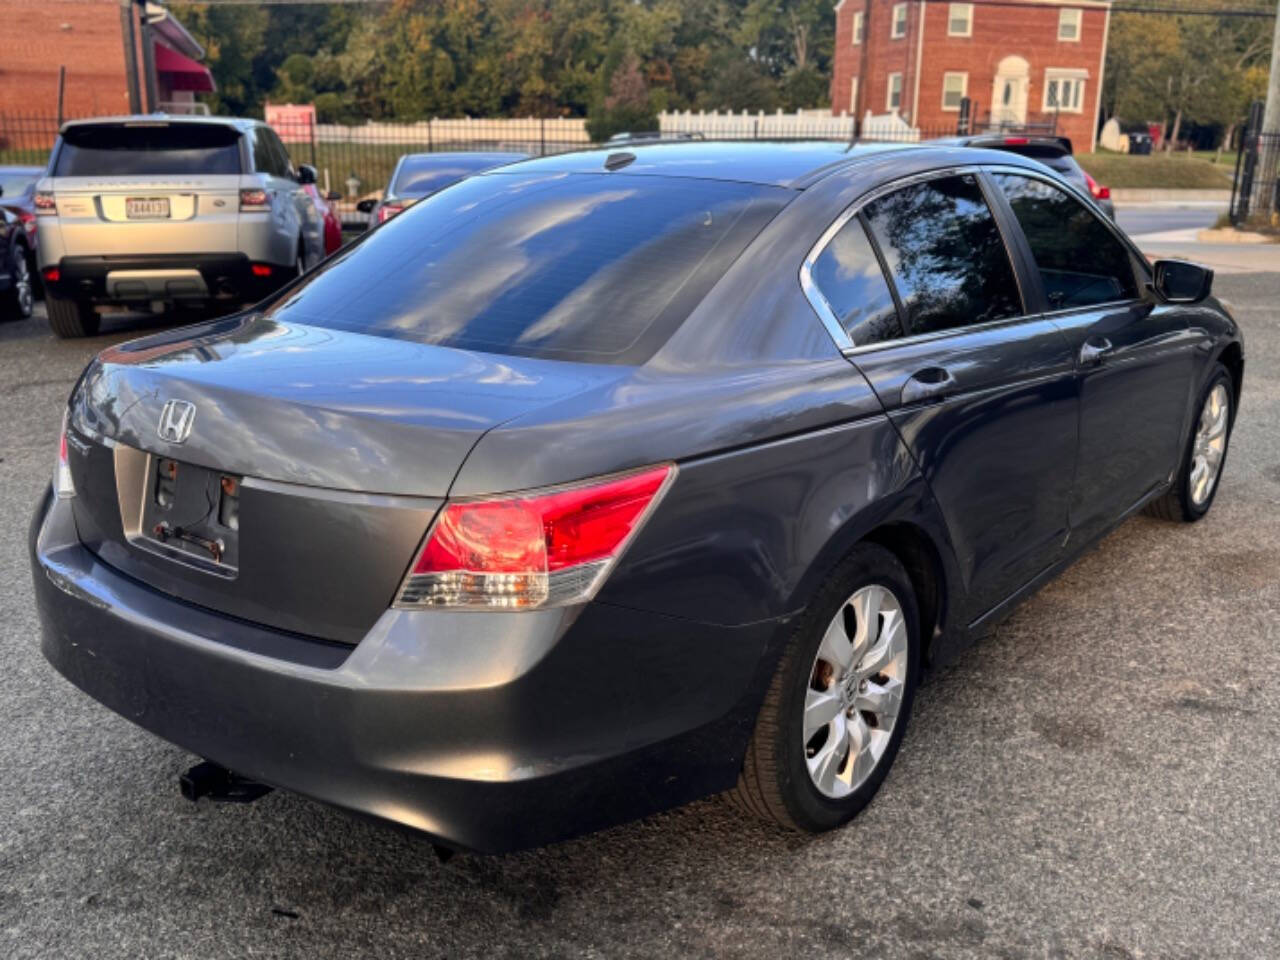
[
  {"left": 988, "top": 171, "right": 1196, "bottom": 545},
  {"left": 991, "top": 56, "right": 1030, "bottom": 127},
  {"left": 811, "top": 172, "right": 1079, "bottom": 622}
]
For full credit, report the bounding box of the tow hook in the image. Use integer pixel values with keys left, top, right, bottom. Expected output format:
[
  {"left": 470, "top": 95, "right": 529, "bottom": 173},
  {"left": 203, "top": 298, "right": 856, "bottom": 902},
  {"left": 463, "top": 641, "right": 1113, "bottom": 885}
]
[{"left": 179, "top": 760, "right": 273, "bottom": 804}]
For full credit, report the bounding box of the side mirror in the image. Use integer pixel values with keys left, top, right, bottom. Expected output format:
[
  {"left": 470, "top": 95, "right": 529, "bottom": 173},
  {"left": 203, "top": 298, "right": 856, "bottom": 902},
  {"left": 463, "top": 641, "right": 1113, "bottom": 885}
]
[
  {"left": 296, "top": 164, "right": 318, "bottom": 185},
  {"left": 355, "top": 198, "right": 377, "bottom": 214},
  {"left": 325, "top": 190, "right": 342, "bottom": 202},
  {"left": 1151, "top": 259, "right": 1213, "bottom": 304}
]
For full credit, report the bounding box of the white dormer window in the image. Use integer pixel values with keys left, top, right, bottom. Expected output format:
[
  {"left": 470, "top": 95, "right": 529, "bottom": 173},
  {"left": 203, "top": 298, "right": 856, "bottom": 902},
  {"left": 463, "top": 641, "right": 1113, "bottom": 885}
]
[
  {"left": 852, "top": 10, "right": 864, "bottom": 44},
  {"left": 1058, "top": 8, "right": 1082, "bottom": 41},
  {"left": 948, "top": 3, "right": 973, "bottom": 37},
  {"left": 891, "top": 3, "right": 908, "bottom": 38}
]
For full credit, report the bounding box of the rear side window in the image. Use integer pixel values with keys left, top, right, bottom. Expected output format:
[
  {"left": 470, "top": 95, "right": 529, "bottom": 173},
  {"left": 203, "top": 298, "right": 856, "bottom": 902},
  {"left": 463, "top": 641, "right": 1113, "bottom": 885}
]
[
  {"left": 862, "top": 174, "right": 1022, "bottom": 336},
  {"left": 993, "top": 173, "right": 1138, "bottom": 309},
  {"left": 53, "top": 124, "right": 242, "bottom": 176},
  {"left": 808, "top": 217, "right": 901, "bottom": 347},
  {"left": 264, "top": 173, "right": 786, "bottom": 364},
  {"left": 252, "top": 128, "right": 289, "bottom": 177}
]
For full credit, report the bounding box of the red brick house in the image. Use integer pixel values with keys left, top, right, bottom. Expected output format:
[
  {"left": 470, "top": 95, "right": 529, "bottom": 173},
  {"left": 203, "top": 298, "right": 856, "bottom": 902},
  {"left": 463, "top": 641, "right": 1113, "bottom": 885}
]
[
  {"left": 830, "top": 0, "right": 1111, "bottom": 151},
  {"left": 0, "top": 0, "right": 213, "bottom": 118}
]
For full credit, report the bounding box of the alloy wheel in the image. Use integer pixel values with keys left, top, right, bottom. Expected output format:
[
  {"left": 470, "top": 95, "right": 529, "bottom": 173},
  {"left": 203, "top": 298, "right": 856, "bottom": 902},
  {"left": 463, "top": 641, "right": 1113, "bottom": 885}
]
[
  {"left": 803, "top": 584, "right": 909, "bottom": 799},
  {"left": 1190, "top": 383, "right": 1229, "bottom": 506}
]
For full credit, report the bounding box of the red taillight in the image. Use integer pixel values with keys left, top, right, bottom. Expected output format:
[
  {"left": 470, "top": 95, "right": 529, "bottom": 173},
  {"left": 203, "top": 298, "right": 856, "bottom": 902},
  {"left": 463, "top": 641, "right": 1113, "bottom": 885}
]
[
  {"left": 42, "top": 266, "right": 60, "bottom": 283},
  {"left": 397, "top": 464, "right": 675, "bottom": 609},
  {"left": 250, "top": 263, "right": 273, "bottom": 277},
  {"left": 377, "top": 204, "right": 404, "bottom": 223},
  {"left": 1083, "top": 171, "right": 1110, "bottom": 200},
  {"left": 33, "top": 190, "right": 56, "bottom": 215},
  {"left": 239, "top": 188, "right": 270, "bottom": 212},
  {"left": 1003, "top": 137, "right": 1029, "bottom": 146},
  {"left": 19, "top": 210, "right": 36, "bottom": 233}
]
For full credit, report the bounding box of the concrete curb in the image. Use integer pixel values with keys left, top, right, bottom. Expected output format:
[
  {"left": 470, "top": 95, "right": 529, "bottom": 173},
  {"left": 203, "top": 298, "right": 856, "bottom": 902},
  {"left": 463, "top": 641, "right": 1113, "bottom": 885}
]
[
  {"left": 1195, "top": 228, "right": 1277, "bottom": 245},
  {"left": 1110, "top": 188, "right": 1231, "bottom": 204}
]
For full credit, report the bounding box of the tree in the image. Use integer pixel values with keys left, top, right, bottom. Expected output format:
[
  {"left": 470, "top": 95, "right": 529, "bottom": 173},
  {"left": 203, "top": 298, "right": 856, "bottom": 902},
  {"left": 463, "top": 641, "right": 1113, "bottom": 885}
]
[{"left": 586, "top": 53, "right": 658, "bottom": 140}]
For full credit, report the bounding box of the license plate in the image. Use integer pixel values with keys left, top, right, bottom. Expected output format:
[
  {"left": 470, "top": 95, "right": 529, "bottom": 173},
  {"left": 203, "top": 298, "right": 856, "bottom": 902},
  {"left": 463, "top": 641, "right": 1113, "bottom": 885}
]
[
  {"left": 126, "top": 197, "right": 170, "bottom": 219},
  {"left": 139, "top": 456, "right": 240, "bottom": 572}
]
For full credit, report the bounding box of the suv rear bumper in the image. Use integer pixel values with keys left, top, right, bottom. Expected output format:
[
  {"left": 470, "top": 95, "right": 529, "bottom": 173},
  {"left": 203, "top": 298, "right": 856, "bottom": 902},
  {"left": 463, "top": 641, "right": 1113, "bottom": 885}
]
[
  {"left": 44, "top": 254, "right": 286, "bottom": 304},
  {"left": 30, "top": 487, "right": 780, "bottom": 853}
]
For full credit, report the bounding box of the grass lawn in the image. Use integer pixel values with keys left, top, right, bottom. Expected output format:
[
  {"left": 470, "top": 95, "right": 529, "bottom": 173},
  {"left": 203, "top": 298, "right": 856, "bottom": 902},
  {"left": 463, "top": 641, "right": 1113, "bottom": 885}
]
[{"left": 1078, "top": 150, "right": 1235, "bottom": 189}]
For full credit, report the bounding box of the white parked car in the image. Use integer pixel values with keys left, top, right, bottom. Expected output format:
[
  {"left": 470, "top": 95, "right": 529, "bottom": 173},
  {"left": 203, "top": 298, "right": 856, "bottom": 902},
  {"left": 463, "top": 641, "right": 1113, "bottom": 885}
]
[{"left": 35, "top": 115, "right": 325, "bottom": 337}]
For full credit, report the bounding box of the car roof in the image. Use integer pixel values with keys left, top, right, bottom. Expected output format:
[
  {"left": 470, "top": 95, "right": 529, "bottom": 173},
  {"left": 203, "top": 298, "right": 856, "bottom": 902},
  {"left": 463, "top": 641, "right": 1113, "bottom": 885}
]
[
  {"left": 59, "top": 114, "right": 262, "bottom": 134},
  {"left": 0, "top": 165, "right": 44, "bottom": 175},
  {"left": 495, "top": 140, "right": 924, "bottom": 189},
  {"left": 401, "top": 151, "right": 529, "bottom": 164}
]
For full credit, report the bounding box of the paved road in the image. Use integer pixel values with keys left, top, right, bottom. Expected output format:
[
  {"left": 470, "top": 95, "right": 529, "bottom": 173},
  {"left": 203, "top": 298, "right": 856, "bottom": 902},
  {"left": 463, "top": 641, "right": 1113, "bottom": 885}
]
[
  {"left": 3, "top": 277, "right": 1279, "bottom": 959},
  {"left": 1115, "top": 204, "right": 1223, "bottom": 241}
]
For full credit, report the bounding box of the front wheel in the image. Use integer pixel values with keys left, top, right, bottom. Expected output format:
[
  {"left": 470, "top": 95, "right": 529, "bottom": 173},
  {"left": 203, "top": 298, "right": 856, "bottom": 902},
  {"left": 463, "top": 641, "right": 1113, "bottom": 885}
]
[
  {"left": 1145, "top": 364, "right": 1234, "bottom": 522},
  {"left": 729, "top": 543, "right": 920, "bottom": 832}
]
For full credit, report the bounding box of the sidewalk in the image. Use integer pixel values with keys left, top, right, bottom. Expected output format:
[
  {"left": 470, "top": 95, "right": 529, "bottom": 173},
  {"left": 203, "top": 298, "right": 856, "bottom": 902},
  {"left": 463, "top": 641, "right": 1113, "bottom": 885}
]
[{"left": 1134, "top": 238, "right": 1279, "bottom": 273}]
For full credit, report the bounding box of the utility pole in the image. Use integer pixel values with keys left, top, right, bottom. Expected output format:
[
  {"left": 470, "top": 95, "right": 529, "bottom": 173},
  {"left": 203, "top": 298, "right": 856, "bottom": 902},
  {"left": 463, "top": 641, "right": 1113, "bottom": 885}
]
[
  {"left": 1263, "top": 0, "right": 1280, "bottom": 135},
  {"left": 119, "top": 0, "right": 142, "bottom": 114}
]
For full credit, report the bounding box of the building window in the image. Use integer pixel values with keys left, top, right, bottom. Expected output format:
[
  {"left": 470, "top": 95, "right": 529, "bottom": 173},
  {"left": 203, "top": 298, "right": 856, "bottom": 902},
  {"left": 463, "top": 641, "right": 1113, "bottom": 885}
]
[
  {"left": 852, "top": 10, "right": 864, "bottom": 44},
  {"left": 891, "top": 3, "right": 908, "bottom": 38},
  {"left": 887, "top": 72, "right": 903, "bottom": 111},
  {"left": 850, "top": 76, "right": 860, "bottom": 114},
  {"left": 942, "top": 72, "right": 968, "bottom": 111},
  {"left": 1058, "top": 8, "right": 1082, "bottom": 41},
  {"left": 948, "top": 3, "right": 973, "bottom": 37},
  {"left": 1044, "top": 69, "right": 1087, "bottom": 112}
]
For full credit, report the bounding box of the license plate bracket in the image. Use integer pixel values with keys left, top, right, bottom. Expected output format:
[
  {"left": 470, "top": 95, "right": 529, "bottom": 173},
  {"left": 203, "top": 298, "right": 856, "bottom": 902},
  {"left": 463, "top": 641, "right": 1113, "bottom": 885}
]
[
  {"left": 138, "top": 456, "right": 241, "bottom": 574},
  {"left": 125, "top": 197, "right": 171, "bottom": 219}
]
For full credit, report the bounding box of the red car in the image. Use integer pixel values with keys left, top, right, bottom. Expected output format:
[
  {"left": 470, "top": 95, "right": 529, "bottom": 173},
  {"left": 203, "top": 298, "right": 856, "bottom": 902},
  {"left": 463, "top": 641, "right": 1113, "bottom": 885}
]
[{"left": 298, "top": 165, "right": 343, "bottom": 257}]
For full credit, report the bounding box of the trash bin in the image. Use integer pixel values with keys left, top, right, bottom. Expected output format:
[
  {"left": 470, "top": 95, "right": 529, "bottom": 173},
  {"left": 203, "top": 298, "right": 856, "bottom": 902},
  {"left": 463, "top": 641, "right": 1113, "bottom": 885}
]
[{"left": 1127, "top": 133, "right": 1152, "bottom": 155}]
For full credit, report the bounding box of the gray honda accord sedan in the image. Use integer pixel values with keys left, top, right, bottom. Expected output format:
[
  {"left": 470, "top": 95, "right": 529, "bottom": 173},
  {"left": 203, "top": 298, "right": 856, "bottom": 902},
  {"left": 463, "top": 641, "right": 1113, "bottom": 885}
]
[{"left": 31, "top": 141, "right": 1243, "bottom": 853}]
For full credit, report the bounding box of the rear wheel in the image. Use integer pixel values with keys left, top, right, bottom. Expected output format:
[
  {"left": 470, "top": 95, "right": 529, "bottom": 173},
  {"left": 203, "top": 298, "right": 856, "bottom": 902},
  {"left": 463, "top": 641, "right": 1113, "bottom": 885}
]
[
  {"left": 2, "top": 245, "right": 34, "bottom": 319},
  {"left": 729, "top": 543, "right": 920, "bottom": 832},
  {"left": 45, "top": 290, "right": 100, "bottom": 338},
  {"left": 1145, "top": 364, "right": 1233, "bottom": 522}
]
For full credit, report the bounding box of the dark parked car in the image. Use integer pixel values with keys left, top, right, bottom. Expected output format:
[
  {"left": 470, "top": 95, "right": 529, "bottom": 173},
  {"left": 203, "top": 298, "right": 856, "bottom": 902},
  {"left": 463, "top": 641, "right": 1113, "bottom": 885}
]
[
  {"left": 0, "top": 196, "right": 37, "bottom": 319},
  {"left": 0, "top": 165, "right": 43, "bottom": 309},
  {"left": 935, "top": 134, "right": 1115, "bottom": 218},
  {"left": 356, "top": 151, "right": 527, "bottom": 228},
  {"left": 32, "top": 142, "right": 1242, "bottom": 854}
]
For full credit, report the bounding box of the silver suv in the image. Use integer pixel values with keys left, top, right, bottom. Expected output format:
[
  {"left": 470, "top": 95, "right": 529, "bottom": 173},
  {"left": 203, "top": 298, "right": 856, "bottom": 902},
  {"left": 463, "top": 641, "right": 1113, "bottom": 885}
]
[{"left": 36, "top": 115, "right": 325, "bottom": 337}]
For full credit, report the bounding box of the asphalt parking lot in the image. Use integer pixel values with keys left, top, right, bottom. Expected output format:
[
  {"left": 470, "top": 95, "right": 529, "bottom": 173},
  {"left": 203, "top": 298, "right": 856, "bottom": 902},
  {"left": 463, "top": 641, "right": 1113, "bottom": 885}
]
[{"left": 2, "top": 267, "right": 1279, "bottom": 959}]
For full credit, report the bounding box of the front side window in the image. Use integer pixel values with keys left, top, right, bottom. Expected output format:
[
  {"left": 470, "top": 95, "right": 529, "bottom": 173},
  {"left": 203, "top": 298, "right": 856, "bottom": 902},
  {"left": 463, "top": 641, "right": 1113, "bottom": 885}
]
[
  {"left": 262, "top": 172, "right": 787, "bottom": 364},
  {"left": 993, "top": 173, "right": 1139, "bottom": 310},
  {"left": 852, "top": 10, "right": 865, "bottom": 44},
  {"left": 887, "top": 73, "right": 903, "bottom": 111},
  {"left": 942, "top": 73, "right": 968, "bottom": 111},
  {"left": 891, "top": 3, "right": 908, "bottom": 37},
  {"left": 809, "top": 216, "right": 901, "bottom": 347},
  {"left": 1058, "top": 7, "right": 1081, "bottom": 40},
  {"left": 1044, "top": 70, "right": 1086, "bottom": 112},
  {"left": 862, "top": 174, "right": 1022, "bottom": 337},
  {"left": 948, "top": 3, "right": 973, "bottom": 36}
]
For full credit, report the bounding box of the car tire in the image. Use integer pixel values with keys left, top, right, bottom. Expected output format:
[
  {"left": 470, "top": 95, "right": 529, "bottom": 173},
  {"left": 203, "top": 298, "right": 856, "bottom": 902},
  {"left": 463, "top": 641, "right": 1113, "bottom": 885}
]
[
  {"left": 46, "top": 291, "right": 100, "bottom": 338},
  {"left": 729, "top": 542, "right": 921, "bottom": 832},
  {"left": 1145, "top": 364, "right": 1234, "bottom": 523},
  {"left": 2, "top": 245, "right": 34, "bottom": 319}
]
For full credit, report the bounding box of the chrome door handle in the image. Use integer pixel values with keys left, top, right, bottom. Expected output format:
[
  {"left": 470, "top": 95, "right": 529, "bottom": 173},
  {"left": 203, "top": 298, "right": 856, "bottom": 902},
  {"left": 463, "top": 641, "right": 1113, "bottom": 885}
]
[
  {"left": 900, "top": 367, "right": 957, "bottom": 405},
  {"left": 1079, "top": 338, "right": 1113, "bottom": 366}
]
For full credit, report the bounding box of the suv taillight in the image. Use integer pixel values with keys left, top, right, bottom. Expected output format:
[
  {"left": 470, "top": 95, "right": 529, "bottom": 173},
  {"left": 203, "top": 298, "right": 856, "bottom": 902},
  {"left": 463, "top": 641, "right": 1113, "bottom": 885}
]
[
  {"left": 377, "top": 204, "right": 404, "bottom": 223},
  {"left": 33, "top": 190, "right": 56, "bottom": 216},
  {"left": 239, "top": 188, "right": 270, "bottom": 212},
  {"left": 18, "top": 210, "right": 36, "bottom": 233},
  {"left": 395, "top": 464, "right": 675, "bottom": 610},
  {"left": 1084, "top": 171, "right": 1110, "bottom": 201}
]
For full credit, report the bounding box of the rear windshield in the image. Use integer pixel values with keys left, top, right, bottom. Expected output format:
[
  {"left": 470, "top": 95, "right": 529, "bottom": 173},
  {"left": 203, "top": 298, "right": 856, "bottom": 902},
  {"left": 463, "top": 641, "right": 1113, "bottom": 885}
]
[
  {"left": 391, "top": 155, "right": 523, "bottom": 197},
  {"left": 263, "top": 172, "right": 786, "bottom": 364},
  {"left": 998, "top": 145, "right": 1084, "bottom": 183},
  {"left": 53, "top": 123, "right": 243, "bottom": 176}
]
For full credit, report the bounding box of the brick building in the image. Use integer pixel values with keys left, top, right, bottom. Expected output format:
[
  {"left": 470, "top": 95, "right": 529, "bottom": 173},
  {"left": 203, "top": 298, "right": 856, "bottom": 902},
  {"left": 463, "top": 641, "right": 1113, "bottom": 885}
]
[
  {"left": 830, "top": 0, "right": 1111, "bottom": 151},
  {"left": 0, "top": 0, "right": 213, "bottom": 118}
]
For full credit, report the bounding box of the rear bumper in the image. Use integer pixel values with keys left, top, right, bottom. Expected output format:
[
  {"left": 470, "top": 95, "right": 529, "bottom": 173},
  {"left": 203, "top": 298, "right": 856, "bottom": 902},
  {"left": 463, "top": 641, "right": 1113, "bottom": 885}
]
[
  {"left": 30, "top": 488, "right": 782, "bottom": 853},
  {"left": 43, "top": 254, "right": 285, "bottom": 304}
]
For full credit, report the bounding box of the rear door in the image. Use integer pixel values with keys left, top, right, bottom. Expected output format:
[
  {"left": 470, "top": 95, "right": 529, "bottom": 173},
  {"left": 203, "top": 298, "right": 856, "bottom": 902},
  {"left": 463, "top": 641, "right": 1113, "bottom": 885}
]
[
  {"left": 806, "top": 170, "right": 1079, "bottom": 622},
  {"left": 248, "top": 125, "right": 303, "bottom": 267},
  {"left": 47, "top": 121, "right": 243, "bottom": 255},
  {"left": 988, "top": 170, "right": 1195, "bottom": 544}
]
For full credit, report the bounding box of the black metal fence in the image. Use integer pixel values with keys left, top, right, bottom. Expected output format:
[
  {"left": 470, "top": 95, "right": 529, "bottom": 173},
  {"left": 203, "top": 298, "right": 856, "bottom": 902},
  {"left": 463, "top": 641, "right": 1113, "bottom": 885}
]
[{"left": 1229, "top": 101, "right": 1280, "bottom": 230}]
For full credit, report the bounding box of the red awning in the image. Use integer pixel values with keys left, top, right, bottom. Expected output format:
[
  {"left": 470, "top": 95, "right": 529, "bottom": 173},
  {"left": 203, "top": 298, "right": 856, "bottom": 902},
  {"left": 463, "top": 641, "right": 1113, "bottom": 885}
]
[{"left": 153, "top": 43, "right": 216, "bottom": 93}]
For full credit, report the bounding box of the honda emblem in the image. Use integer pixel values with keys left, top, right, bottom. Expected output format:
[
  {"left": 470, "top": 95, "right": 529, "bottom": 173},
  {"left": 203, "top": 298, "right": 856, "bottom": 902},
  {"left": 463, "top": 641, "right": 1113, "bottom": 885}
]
[{"left": 157, "top": 399, "right": 196, "bottom": 444}]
